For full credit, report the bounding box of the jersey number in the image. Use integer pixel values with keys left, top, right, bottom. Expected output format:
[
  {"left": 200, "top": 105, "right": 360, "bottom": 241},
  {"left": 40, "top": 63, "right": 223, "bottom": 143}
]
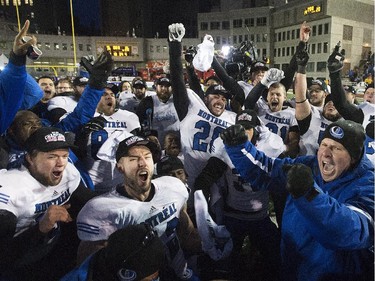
[
  {"left": 90, "top": 130, "right": 108, "bottom": 160},
  {"left": 265, "top": 123, "right": 288, "bottom": 141},
  {"left": 193, "top": 120, "right": 224, "bottom": 153}
]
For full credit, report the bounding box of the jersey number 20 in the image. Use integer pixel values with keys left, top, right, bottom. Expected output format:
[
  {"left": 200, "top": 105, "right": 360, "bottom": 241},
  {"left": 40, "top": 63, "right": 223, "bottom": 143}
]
[{"left": 193, "top": 120, "right": 224, "bottom": 153}]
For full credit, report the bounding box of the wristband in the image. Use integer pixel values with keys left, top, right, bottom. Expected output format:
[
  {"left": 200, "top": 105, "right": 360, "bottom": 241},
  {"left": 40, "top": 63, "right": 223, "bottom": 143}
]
[{"left": 295, "top": 99, "right": 307, "bottom": 104}]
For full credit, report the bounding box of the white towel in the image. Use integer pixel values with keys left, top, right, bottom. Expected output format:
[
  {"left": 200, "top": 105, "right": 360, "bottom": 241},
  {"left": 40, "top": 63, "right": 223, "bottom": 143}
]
[{"left": 194, "top": 190, "right": 233, "bottom": 261}]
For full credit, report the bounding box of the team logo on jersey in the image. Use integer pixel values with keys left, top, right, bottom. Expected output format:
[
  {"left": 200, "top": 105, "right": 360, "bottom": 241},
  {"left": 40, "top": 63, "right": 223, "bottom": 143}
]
[
  {"left": 34, "top": 189, "right": 71, "bottom": 214},
  {"left": 329, "top": 126, "right": 344, "bottom": 139},
  {"left": 145, "top": 203, "right": 177, "bottom": 227}
]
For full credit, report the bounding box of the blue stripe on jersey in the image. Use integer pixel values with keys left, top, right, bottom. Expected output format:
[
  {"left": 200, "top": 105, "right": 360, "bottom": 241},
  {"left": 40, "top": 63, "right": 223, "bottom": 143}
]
[
  {"left": 0, "top": 193, "right": 10, "bottom": 204},
  {"left": 77, "top": 222, "right": 100, "bottom": 235}
]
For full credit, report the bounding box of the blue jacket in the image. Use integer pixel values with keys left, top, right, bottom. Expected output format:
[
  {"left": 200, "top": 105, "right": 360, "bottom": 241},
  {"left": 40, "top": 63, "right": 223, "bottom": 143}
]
[
  {"left": 0, "top": 61, "right": 27, "bottom": 135},
  {"left": 225, "top": 141, "right": 374, "bottom": 281},
  {"left": 60, "top": 255, "right": 92, "bottom": 281},
  {"left": 20, "top": 74, "right": 44, "bottom": 110}
]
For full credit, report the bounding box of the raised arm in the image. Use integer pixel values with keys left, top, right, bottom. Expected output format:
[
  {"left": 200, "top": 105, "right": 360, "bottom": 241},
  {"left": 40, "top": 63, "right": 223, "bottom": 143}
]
[
  {"left": 56, "top": 51, "right": 113, "bottom": 133},
  {"left": 294, "top": 48, "right": 310, "bottom": 121},
  {"left": 280, "top": 21, "right": 310, "bottom": 91},
  {"left": 0, "top": 21, "right": 34, "bottom": 134},
  {"left": 328, "top": 43, "right": 364, "bottom": 124},
  {"left": 243, "top": 68, "right": 285, "bottom": 110},
  {"left": 168, "top": 23, "right": 190, "bottom": 121}
]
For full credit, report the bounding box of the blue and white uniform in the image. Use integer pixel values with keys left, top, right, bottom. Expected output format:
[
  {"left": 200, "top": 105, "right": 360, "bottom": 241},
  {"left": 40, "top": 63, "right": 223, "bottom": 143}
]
[
  {"left": 298, "top": 106, "right": 335, "bottom": 156},
  {"left": 0, "top": 163, "right": 80, "bottom": 235},
  {"left": 82, "top": 109, "right": 140, "bottom": 193},
  {"left": 77, "top": 176, "right": 189, "bottom": 278}
]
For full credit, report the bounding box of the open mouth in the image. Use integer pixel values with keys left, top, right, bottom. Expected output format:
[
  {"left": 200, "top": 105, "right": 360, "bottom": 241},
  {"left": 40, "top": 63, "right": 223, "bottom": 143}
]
[
  {"left": 322, "top": 161, "right": 334, "bottom": 174},
  {"left": 52, "top": 171, "right": 63, "bottom": 178},
  {"left": 213, "top": 103, "right": 223, "bottom": 110},
  {"left": 139, "top": 171, "right": 148, "bottom": 182}
]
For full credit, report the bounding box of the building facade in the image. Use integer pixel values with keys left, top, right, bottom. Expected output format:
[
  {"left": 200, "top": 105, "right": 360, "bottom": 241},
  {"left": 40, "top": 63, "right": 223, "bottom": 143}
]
[
  {"left": 0, "top": 0, "right": 373, "bottom": 80},
  {"left": 197, "top": 0, "right": 374, "bottom": 80}
]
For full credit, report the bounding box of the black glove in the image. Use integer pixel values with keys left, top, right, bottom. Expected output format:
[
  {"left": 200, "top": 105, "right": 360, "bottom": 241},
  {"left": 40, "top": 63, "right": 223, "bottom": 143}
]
[
  {"left": 296, "top": 49, "right": 309, "bottom": 74},
  {"left": 327, "top": 41, "right": 345, "bottom": 73},
  {"left": 83, "top": 116, "right": 107, "bottom": 134},
  {"left": 283, "top": 164, "right": 314, "bottom": 199},
  {"left": 81, "top": 50, "right": 114, "bottom": 90},
  {"left": 220, "top": 124, "right": 248, "bottom": 146},
  {"left": 184, "top": 45, "right": 197, "bottom": 64}
]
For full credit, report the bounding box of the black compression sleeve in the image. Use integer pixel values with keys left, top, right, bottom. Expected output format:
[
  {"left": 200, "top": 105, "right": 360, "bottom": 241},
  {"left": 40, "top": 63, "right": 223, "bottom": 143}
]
[
  {"left": 169, "top": 41, "right": 189, "bottom": 121},
  {"left": 297, "top": 113, "right": 312, "bottom": 136},
  {"left": 330, "top": 71, "right": 364, "bottom": 124}
]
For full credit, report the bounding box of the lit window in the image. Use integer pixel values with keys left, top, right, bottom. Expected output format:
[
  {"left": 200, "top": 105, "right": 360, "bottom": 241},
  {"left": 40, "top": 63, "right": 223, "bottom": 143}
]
[
  {"left": 54, "top": 43, "right": 59, "bottom": 50},
  {"left": 45, "top": 43, "right": 50, "bottom": 50}
]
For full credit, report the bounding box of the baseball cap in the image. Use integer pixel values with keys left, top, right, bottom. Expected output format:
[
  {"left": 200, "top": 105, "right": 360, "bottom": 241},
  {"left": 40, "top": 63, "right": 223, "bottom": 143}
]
[
  {"left": 72, "top": 76, "right": 88, "bottom": 87},
  {"left": 95, "top": 223, "right": 165, "bottom": 281},
  {"left": 156, "top": 77, "right": 171, "bottom": 86},
  {"left": 343, "top": 85, "right": 356, "bottom": 95},
  {"left": 116, "top": 135, "right": 160, "bottom": 162},
  {"left": 235, "top": 109, "right": 261, "bottom": 130},
  {"left": 25, "top": 127, "right": 77, "bottom": 153},
  {"left": 105, "top": 83, "right": 119, "bottom": 95},
  {"left": 250, "top": 61, "right": 268, "bottom": 73},
  {"left": 156, "top": 156, "right": 184, "bottom": 176},
  {"left": 204, "top": 75, "right": 221, "bottom": 85},
  {"left": 323, "top": 94, "right": 334, "bottom": 107},
  {"left": 132, "top": 79, "right": 147, "bottom": 89},
  {"left": 321, "top": 119, "right": 365, "bottom": 164},
  {"left": 309, "top": 79, "right": 329, "bottom": 93},
  {"left": 205, "top": 84, "right": 232, "bottom": 100}
]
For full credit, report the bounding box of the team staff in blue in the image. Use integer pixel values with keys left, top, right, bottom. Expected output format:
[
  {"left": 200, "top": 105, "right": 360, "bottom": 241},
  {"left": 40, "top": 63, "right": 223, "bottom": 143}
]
[
  {"left": 0, "top": 20, "right": 40, "bottom": 135},
  {"left": 220, "top": 119, "right": 374, "bottom": 281}
]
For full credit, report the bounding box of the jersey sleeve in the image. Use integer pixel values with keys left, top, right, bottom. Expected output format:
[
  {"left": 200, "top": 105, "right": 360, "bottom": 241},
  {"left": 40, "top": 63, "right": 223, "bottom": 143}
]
[{"left": 76, "top": 198, "right": 118, "bottom": 241}]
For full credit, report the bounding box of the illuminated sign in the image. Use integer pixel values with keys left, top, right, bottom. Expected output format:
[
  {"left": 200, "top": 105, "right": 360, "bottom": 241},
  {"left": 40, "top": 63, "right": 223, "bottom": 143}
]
[
  {"left": 304, "top": 5, "right": 321, "bottom": 15},
  {"left": 105, "top": 45, "right": 133, "bottom": 57}
]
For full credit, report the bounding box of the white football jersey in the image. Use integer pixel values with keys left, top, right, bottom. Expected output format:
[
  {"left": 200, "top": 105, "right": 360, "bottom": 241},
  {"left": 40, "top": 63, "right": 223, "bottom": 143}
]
[
  {"left": 299, "top": 106, "right": 336, "bottom": 156},
  {"left": 118, "top": 91, "right": 156, "bottom": 113},
  {"left": 223, "top": 124, "right": 285, "bottom": 220},
  {"left": 358, "top": 102, "right": 375, "bottom": 162},
  {"left": 179, "top": 89, "right": 236, "bottom": 189},
  {"left": 83, "top": 109, "right": 140, "bottom": 193},
  {"left": 256, "top": 98, "right": 298, "bottom": 143},
  {"left": 358, "top": 102, "right": 375, "bottom": 129},
  {"left": 77, "top": 176, "right": 189, "bottom": 277},
  {"left": 0, "top": 163, "right": 80, "bottom": 235},
  {"left": 150, "top": 94, "right": 180, "bottom": 147}
]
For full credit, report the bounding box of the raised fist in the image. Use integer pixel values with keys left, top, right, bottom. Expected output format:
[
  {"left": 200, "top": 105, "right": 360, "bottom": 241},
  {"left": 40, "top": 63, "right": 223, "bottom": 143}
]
[
  {"left": 327, "top": 41, "right": 345, "bottom": 73},
  {"left": 220, "top": 124, "right": 248, "bottom": 146},
  {"left": 168, "top": 23, "right": 185, "bottom": 42},
  {"left": 81, "top": 51, "right": 114, "bottom": 89},
  {"left": 261, "top": 68, "right": 285, "bottom": 88},
  {"left": 283, "top": 164, "right": 314, "bottom": 199}
]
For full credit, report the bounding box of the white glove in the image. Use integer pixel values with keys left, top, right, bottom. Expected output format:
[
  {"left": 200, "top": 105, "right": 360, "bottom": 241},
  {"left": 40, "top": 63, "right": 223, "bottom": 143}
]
[
  {"left": 261, "top": 68, "right": 285, "bottom": 88},
  {"left": 168, "top": 23, "right": 185, "bottom": 42}
]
